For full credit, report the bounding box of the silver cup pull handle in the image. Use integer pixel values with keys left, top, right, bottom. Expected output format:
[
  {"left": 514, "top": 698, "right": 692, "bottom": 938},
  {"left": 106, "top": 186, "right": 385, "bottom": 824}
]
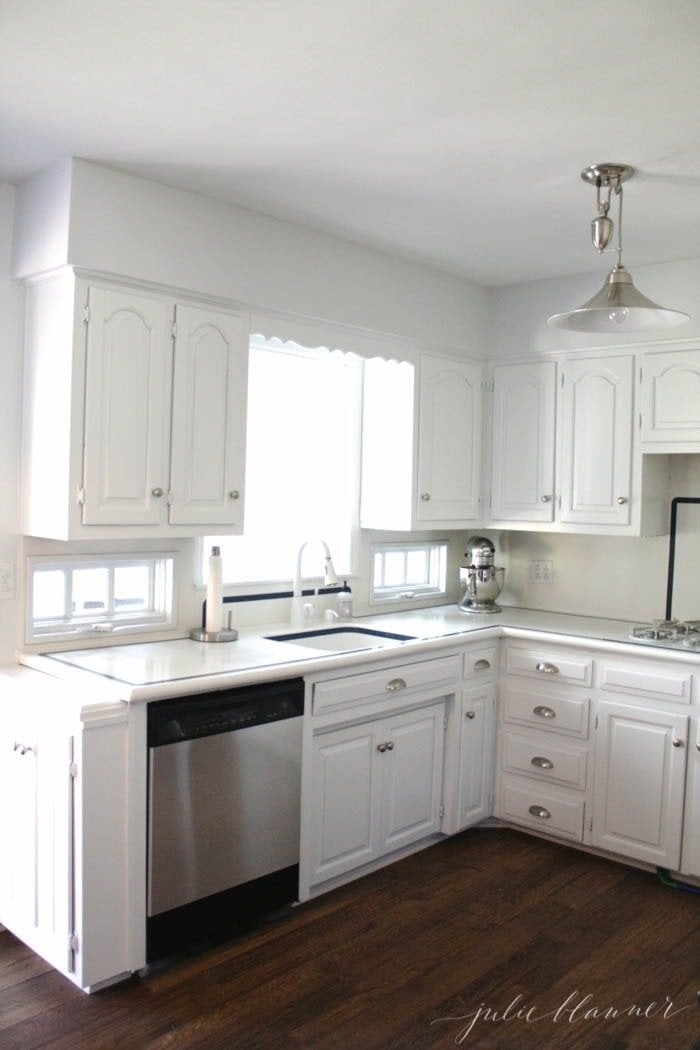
[
  {"left": 533, "top": 705, "right": 556, "bottom": 719},
  {"left": 528, "top": 805, "right": 552, "bottom": 820},
  {"left": 385, "top": 677, "right": 407, "bottom": 693},
  {"left": 535, "top": 662, "right": 559, "bottom": 674},
  {"left": 531, "top": 755, "right": 554, "bottom": 769}
]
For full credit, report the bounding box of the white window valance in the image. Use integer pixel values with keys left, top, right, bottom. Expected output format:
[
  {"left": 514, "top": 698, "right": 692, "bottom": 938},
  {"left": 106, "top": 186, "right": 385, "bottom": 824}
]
[{"left": 249, "top": 309, "right": 418, "bottom": 365}]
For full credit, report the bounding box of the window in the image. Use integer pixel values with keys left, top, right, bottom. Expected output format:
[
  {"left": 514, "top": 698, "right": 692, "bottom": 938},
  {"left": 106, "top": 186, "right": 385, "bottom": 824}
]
[
  {"left": 27, "top": 554, "right": 175, "bottom": 642},
  {"left": 206, "top": 337, "right": 362, "bottom": 584},
  {"left": 371, "top": 541, "right": 448, "bottom": 604}
]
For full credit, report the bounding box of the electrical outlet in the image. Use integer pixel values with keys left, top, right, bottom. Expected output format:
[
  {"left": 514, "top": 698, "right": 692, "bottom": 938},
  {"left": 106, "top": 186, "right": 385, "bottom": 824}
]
[
  {"left": 530, "top": 559, "right": 553, "bottom": 584},
  {"left": 0, "top": 562, "right": 15, "bottom": 598}
]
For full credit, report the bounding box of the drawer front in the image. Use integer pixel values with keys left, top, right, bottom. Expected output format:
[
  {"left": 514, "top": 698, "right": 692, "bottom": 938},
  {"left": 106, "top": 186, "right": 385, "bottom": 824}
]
[
  {"left": 500, "top": 776, "right": 585, "bottom": 841},
  {"left": 501, "top": 682, "right": 590, "bottom": 738},
  {"left": 501, "top": 730, "right": 588, "bottom": 789},
  {"left": 462, "top": 645, "right": 498, "bottom": 680},
  {"left": 505, "top": 647, "right": 592, "bottom": 687},
  {"left": 313, "top": 655, "right": 460, "bottom": 714},
  {"left": 599, "top": 663, "right": 692, "bottom": 705}
]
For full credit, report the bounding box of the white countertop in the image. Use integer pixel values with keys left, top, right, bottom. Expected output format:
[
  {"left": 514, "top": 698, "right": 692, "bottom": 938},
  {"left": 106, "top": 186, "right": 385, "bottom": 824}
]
[{"left": 16, "top": 605, "right": 700, "bottom": 704}]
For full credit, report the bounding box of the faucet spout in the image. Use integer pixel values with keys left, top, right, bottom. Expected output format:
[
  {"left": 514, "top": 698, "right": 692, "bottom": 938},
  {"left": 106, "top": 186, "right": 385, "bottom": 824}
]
[{"left": 291, "top": 538, "right": 340, "bottom": 626}]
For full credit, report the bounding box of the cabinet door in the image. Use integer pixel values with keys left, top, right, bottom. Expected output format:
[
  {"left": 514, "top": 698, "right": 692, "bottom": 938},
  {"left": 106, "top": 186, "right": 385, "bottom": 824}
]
[
  {"left": 641, "top": 350, "right": 700, "bottom": 446},
  {"left": 458, "top": 684, "right": 495, "bottom": 828},
  {"left": 592, "top": 700, "right": 688, "bottom": 867},
  {"left": 490, "top": 362, "right": 556, "bottom": 522},
  {"left": 380, "top": 702, "right": 446, "bottom": 852},
  {"left": 168, "top": 304, "right": 248, "bottom": 527},
  {"left": 558, "top": 356, "right": 633, "bottom": 526},
  {"left": 82, "top": 286, "right": 173, "bottom": 525},
  {"left": 308, "top": 724, "right": 380, "bottom": 884},
  {"left": 416, "top": 355, "right": 482, "bottom": 524},
  {"left": 0, "top": 701, "right": 73, "bottom": 974}
]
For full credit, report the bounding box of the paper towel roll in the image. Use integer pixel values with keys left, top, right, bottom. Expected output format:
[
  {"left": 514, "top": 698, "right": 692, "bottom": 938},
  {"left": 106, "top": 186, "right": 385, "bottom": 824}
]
[{"left": 205, "top": 546, "right": 223, "bottom": 634}]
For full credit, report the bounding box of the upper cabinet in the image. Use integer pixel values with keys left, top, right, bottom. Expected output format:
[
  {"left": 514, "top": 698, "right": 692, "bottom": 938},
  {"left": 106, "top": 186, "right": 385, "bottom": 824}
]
[
  {"left": 361, "top": 353, "right": 482, "bottom": 531},
  {"left": 558, "top": 356, "right": 633, "bottom": 527},
  {"left": 490, "top": 361, "right": 556, "bottom": 523},
  {"left": 640, "top": 349, "right": 700, "bottom": 452},
  {"left": 22, "top": 272, "right": 249, "bottom": 539},
  {"left": 487, "top": 355, "right": 668, "bottom": 536}
]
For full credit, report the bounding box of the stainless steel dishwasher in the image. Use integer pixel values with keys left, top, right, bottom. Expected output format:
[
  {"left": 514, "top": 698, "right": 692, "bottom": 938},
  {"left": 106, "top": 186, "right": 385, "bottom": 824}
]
[{"left": 146, "top": 677, "right": 304, "bottom": 960}]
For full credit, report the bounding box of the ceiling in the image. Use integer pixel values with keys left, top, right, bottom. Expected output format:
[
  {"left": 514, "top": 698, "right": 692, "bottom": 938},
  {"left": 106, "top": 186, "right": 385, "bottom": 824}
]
[{"left": 2, "top": 0, "right": 700, "bottom": 287}]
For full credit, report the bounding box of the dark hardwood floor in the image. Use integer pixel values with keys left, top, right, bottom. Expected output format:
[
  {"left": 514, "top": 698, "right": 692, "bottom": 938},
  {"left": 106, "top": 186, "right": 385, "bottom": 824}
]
[{"left": 1, "top": 828, "right": 698, "bottom": 1049}]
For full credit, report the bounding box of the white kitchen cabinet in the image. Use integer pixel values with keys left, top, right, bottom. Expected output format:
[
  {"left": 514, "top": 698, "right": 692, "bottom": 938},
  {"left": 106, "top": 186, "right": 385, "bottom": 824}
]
[
  {"left": 0, "top": 695, "right": 73, "bottom": 975},
  {"left": 0, "top": 673, "right": 140, "bottom": 992},
  {"left": 489, "top": 361, "right": 556, "bottom": 523},
  {"left": 640, "top": 348, "right": 700, "bottom": 451},
  {"left": 360, "top": 353, "right": 482, "bottom": 530},
  {"left": 306, "top": 702, "right": 446, "bottom": 888},
  {"left": 558, "top": 356, "right": 633, "bottom": 527},
  {"left": 22, "top": 270, "right": 248, "bottom": 539},
  {"left": 457, "top": 682, "right": 496, "bottom": 828},
  {"left": 592, "top": 699, "right": 688, "bottom": 868},
  {"left": 495, "top": 643, "right": 593, "bottom": 844},
  {"left": 487, "top": 354, "right": 668, "bottom": 535}
]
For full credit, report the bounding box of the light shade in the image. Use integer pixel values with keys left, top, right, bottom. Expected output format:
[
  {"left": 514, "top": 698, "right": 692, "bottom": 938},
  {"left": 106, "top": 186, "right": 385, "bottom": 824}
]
[{"left": 548, "top": 264, "right": 690, "bottom": 333}]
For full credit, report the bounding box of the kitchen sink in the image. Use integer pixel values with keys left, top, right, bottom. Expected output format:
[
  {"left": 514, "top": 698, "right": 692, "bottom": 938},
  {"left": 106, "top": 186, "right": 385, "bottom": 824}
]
[{"left": 265, "top": 626, "right": 416, "bottom": 652}]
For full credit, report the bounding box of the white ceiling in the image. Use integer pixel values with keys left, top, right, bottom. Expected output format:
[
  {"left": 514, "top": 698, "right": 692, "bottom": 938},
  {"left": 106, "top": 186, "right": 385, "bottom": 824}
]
[{"left": 2, "top": 0, "right": 700, "bottom": 286}]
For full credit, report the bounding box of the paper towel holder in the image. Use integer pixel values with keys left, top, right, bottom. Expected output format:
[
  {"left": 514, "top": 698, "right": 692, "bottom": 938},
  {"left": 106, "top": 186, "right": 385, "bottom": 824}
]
[{"left": 190, "top": 607, "right": 239, "bottom": 642}]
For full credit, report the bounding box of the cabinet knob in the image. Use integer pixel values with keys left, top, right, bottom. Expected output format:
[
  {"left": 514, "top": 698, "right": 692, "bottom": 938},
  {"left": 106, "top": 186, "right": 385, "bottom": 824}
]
[
  {"left": 531, "top": 755, "right": 554, "bottom": 769},
  {"left": 533, "top": 704, "right": 556, "bottom": 719},
  {"left": 672, "top": 738, "right": 684, "bottom": 748},
  {"left": 385, "top": 741, "right": 394, "bottom": 751},
  {"left": 13, "top": 742, "right": 32, "bottom": 756},
  {"left": 465, "top": 710, "right": 476, "bottom": 720},
  {"left": 377, "top": 742, "right": 387, "bottom": 753},
  {"left": 420, "top": 492, "right": 431, "bottom": 501},
  {"left": 229, "top": 490, "right": 240, "bottom": 500},
  {"left": 535, "top": 661, "right": 559, "bottom": 675},
  {"left": 528, "top": 805, "right": 552, "bottom": 820},
  {"left": 616, "top": 496, "right": 628, "bottom": 505},
  {"left": 541, "top": 494, "right": 552, "bottom": 503},
  {"left": 151, "top": 487, "right": 164, "bottom": 498},
  {"left": 473, "top": 658, "right": 491, "bottom": 671},
  {"left": 385, "top": 677, "right": 407, "bottom": 692}
]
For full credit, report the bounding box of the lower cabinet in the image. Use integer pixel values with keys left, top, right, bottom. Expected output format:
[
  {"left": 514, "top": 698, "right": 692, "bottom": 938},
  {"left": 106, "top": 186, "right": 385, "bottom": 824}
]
[
  {"left": 591, "top": 699, "right": 688, "bottom": 868},
  {"left": 0, "top": 674, "right": 139, "bottom": 992},
  {"left": 306, "top": 702, "right": 446, "bottom": 888},
  {"left": 0, "top": 693, "right": 73, "bottom": 976}
]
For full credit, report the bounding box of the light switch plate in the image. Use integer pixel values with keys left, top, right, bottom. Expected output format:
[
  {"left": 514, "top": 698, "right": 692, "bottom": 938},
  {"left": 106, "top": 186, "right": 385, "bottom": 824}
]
[{"left": 0, "top": 563, "right": 15, "bottom": 598}]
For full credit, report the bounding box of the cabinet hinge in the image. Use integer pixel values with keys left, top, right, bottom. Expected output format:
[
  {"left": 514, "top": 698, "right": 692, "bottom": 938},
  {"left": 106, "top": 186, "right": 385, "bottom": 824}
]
[
  {"left": 82, "top": 305, "right": 90, "bottom": 324},
  {"left": 77, "top": 486, "right": 85, "bottom": 506},
  {"left": 439, "top": 803, "right": 445, "bottom": 819},
  {"left": 594, "top": 713, "right": 599, "bottom": 730},
  {"left": 443, "top": 715, "right": 448, "bottom": 732},
  {"left": 69, "top": 933, "right": 79, "bottom": 952},
  {"left": 639, "top": 366, "right": 643, "bottom": 382},
  {"left": 588, "top": 816, "right": 593, "bottom": 833},
  {"left": 69, "top": 761, "right": 78, "bottom": 779},
  {"left": 560, "top": 372, "right": 564, "bottom": 388},
  {"left": 639, "top": 412, "right": 642, "bottom": 430},
  {"left": 171, "top": 321, "right": 178, "bottom": 339}
]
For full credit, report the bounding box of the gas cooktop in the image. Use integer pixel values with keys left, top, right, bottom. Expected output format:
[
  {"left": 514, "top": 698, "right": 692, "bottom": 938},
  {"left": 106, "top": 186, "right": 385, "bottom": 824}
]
[{"left": 626, "top": 620, "right": 700, "bottom": 650}]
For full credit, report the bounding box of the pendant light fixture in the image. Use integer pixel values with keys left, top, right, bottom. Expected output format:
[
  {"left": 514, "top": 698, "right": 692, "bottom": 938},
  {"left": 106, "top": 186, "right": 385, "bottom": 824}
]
[{"left": 547, "top": 163, "right": 690, "bottom": 333}]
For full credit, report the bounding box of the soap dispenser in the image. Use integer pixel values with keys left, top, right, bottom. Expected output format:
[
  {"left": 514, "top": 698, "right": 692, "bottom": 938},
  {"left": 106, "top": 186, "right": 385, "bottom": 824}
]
[{"left": 337, "top": 580, "right": 353, "bottom": 619}]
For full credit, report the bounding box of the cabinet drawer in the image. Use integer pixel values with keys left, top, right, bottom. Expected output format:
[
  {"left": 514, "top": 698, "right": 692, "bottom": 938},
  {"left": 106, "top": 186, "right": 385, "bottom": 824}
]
[
  {"left": 462, "top": 645, "right": 498, "bottom": 680},
  {"left": 500, "top": 776, "right": 585, "bottom": 841},
  {"left": 313, "top": 655, "right": 460, "bottom": 714},
  {"left": 505, "top": 647, "right": 592, "bottom": 686},
  {"left": 501, "top": 682, "right": 590, "bottom": 738},
  {"left": 599, "top": 663, "right": 692, "bottom": 705},
  {"left": 501, "top": 730, "right": 588, "bottom": 789}
]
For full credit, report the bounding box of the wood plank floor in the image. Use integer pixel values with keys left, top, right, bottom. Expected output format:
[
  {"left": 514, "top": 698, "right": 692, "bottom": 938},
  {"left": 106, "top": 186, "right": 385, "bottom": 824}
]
[{"left": 1, "top": 828, "right": 699, "bottom": 1049}]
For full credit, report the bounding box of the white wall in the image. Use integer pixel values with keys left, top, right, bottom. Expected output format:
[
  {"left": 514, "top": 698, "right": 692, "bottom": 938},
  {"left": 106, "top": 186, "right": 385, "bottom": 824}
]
[
  {"left": 0, "top": 182, "right": 24, "bottom": 662},
  {"left": 14, "top": 158, "right": 489, "bottom": 358}
]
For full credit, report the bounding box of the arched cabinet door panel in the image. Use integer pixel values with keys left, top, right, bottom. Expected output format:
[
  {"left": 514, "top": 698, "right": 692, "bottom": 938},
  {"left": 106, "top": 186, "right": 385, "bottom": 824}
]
[
  {"left": 558, "top": 356, "right": 633, "bottom": 526},
  {"left": 641, "top": 349, "right": 700, "bottom": 449},
  {"left": 416, "top": 355, "right": 482, "bottom": 525}
]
